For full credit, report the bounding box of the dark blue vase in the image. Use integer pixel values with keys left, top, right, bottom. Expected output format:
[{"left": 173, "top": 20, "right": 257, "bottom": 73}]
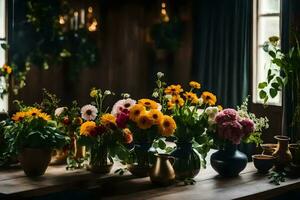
[
  {"left": 210, "top": 143, "right": 248, "bottom": 177},
  {"left": 171, "top": 142, "right": 201, "bottom": 180}
]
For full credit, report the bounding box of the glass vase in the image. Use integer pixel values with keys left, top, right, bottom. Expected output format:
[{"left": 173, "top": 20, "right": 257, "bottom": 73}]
[{"left": 89, "top": 143, "right": 113, "bottom": 174}]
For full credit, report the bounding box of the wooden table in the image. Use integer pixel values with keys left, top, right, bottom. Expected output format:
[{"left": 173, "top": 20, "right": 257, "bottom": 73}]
[{"left": 0, "top": 162, "right": 300, "bottom": 200}]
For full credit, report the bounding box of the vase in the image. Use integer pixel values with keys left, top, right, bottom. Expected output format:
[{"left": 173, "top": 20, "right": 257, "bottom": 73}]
[
  {"left": 210, "top": 143, "right": 248, "bottom": 177},
  {"left": 289, "top": 143, "right": 300, "bottom": 165},
  {"left": 150, "top": 154, "right": 175, "bottom": 186},
  {"left": 50, "top": 148, "right": 68, "bottom": 165},
  {"left": 260, "top": 144, "right": 277, "bottom": 155},
  {"left": 88, "top": 144, "right": 113, "bottom": 174},
  {"left": 170, "top": 142, "right": 201, "bottom": 180},
  {"left": 19, "top": 148, "right": 52, "bottom": 177},
  {"left": 272, "top": 135, "right": 292, "bottom": 171},
  {"left": 127, "top": 142, "right": 157, "bottom": 177}
]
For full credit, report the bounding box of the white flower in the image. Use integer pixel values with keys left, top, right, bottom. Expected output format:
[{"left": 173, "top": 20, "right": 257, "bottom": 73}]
[
  {"left": 197, "top": 109, "right": 204, "bottom": 116},
  {"left": 152, "top": 92, "right": 159, "bottom": 98},
  {"left": 205, "top": 106, "right": 218, "bottom": 115},
  {"left": 165, "top": 94, "right": 172, "bottom": 100},
  {"left": 55, "top": 107, "right": 67, "bottom": 117},
  {"left": 81, "top": 104, "right": 98, "bottom": 121},
  {"left": 121, "top": 93, "right": 131, "bottom": 99},
  {"left": 111, "top": 98, "right": 136, "bottom": 116},
  {"left": 157, "top": 103, "right": 162, "bottom": 111},
  {"left": 157, "top": 72, "right": 164, "bottom": 79},
  {"left": 104, "top": 90, "right": 111, "bottom": 95},
  {"left": 198, "top": 98, "right": 204, "bottom": 106}
]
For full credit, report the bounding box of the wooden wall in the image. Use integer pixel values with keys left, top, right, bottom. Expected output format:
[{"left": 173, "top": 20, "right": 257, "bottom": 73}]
[{"left": 10, "top": 0, "right": 193, "bottom": 108}]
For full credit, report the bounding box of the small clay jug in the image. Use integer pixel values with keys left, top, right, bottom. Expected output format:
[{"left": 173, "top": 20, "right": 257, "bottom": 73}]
[
  {"left": 272, "top": 135, "right": 292, "bottom": 171},
  {"left": 150, "top": 154, "right": 175, "bottom": 186},
  {"left": 260, "top": 144, "right": 277, "bottom": 155}
]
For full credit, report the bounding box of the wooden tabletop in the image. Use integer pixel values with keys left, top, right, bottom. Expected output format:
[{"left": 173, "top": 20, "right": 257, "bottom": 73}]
[{"left": 0, "top": 161, "right": 300, "bottom": 200}]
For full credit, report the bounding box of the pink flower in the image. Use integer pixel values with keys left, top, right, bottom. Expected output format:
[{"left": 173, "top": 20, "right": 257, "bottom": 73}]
[
  {"left": 239, "top": 118, "right": 255, "bottom": 137},
  {"left": 111, "top": 98, "right": 136, "bottom": 116},
  {"left": 116, "top": 112, "right": 129, "bottom": 128},
  {"left": 218, "top": 121, "right": 244, "bottom": 144},
  {"left": 215, "top": 108, "right": 238, "bottom": 124}
]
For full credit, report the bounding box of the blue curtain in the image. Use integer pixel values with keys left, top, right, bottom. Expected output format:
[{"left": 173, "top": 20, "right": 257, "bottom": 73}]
[{"left": 191, "top": 0, "right": 251, "bottom": 108}]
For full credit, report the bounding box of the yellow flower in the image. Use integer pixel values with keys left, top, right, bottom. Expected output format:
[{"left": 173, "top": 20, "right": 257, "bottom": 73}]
[
  {"left": 26, "top": 108, "right": 42, "bottom": 117},
  {"left": 2, "top": 64, "right": 12, "bottom": 74},
  {"left": 159, "top": 115, "right": 176, "bottom": 137},
  {"left": 129, "top": 104, "right": 146, "bottom": 122},
  {"left": 148, "top": 109, "right": 163, "bottom": 124},
  {"left": 138, "top": 99, "right": 159, "bottom": 109},
  {"left": 164, "top": 85, "right": 183, "bottom": 95},
  {"left": 183, "top": 92, "right": 199, "bottom": 104},
  {"left": 80, "top": 121, "right": 96, "bottom": 136},
  {"left": 38, "top": 112, "right": 51, "bottom": 121},
  {"left": 11, "top": 112, "right": 26, "bottom": 122},
  {"left": 217, "top": 105, "right": 223, "bottom": 111},
  {"left": 189, "top": 81, "right": 201, "bottom": 89},
  {"left": 90, "top": 88, "right": 98, "bottom": 98},
  {"left": 167, "top": 101, "right": 175, "bottom": 110},
  {"left": 201, "top": 91, "right": 217, "bottom": 106},
  {"left": 101, "top": 113, "right": 117, "bottom": 127},
  {"left": 136, "top": 114, "right": 153, "bottom": 129},
  {"left": 170, "top": 95, "right": 184, "bottom": 107}
]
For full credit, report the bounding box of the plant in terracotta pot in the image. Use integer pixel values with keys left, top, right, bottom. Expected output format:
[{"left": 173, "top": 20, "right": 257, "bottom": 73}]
[
  {"left": 111, "top": 94, "right": 176, "bottom": 177},
  {"left": 210, "top": 108, "right": 255, "bottom": 177},
  {"left": 152, "top": 72, "right": 215, "bottom": 180},
  {"left": 3, "top": 102, "right": 67, "bottom": 177}
]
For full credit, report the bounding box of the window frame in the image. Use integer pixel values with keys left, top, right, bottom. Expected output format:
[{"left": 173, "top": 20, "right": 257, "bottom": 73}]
[{"left": 252, "top": 0, "right": 282, "bottom": 106}]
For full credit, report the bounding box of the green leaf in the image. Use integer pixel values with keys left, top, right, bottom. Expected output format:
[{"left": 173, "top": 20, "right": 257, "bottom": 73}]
[
  {"left": 259, "top": 90, "right": 267, "bottom": 99},
  {"left": 157, "top": 139, "right": 167, "bottom": 150},
  {"left": 270, "top": 88, "right": 278, "bottom": 98},
  {"left": 271, "top": 82, "right": 280, "bottom": 90},
  {"left": 269, "top": 51, "right": 276, "bottom": 58},
  {"left": 276, "top": 77, "right": 284, "bottom": 86},
  {"left": 268, "top": 74, "right": 275, "bottom": 83},
  {"left": 0, "top": 43, "right": 9, "bottom": 50},
  {"left": 258, "top": 82, "right": 268, "bottom": 89}
]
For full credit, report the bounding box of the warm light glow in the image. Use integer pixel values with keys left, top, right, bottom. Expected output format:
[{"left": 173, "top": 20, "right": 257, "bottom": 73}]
[
  {"left": 163, "top": 15, "right": 169, "bottom": 22},
  {"left": 88, "top": 6, "right": 93, "bottom": 13},
  {"left": 161, "top": 9, "right": 167, "bottom": 15},
  {"left": 161, "top": 2, "right": 166, "bottom": 8},
  {"left": 74, "top": 11, "right": 78, "bottom": 17},
  {"left": 59, "top": 16, "right": 65, "bottom": 24},
  {"left": 88, "top": 19, "right": 98, "bottom": 32}
]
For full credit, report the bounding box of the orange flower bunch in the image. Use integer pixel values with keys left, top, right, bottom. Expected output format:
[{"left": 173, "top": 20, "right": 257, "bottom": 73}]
[
  {"left": 12, "top": 107, "right": 51, "bottom": 122},
  {"left": 129, "top": 99, "right": 176, "bottom": 137}
]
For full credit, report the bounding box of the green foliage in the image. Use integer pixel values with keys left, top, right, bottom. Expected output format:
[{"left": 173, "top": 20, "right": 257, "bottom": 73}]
[
  {"left": 268, "top": 171, "right": 286, "bottom": 185},
  {"left": 34, "top": 89, "right": 61, "bottom": 116}
]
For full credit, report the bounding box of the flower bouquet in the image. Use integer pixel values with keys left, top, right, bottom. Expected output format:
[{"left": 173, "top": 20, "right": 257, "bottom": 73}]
[
  {"left": 152, "top": 72, "right": 216, "bottom": 179},
  {"left": 78, "top": 88, "right": 123, "bottom": 174},
  {"left": 3, "top": 102, "right": 67, "bottom": 177},
  {"left": 210, "top": 108, "right": 255, "bottom": 177},
  {"left": 111, "top": 94, "right": 176, "bottom": 177}
]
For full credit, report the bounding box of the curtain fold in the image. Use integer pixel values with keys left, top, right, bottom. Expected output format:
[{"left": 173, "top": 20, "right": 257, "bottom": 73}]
[{"left": 192, "top": 0, "right": 251, "bottom": 108}]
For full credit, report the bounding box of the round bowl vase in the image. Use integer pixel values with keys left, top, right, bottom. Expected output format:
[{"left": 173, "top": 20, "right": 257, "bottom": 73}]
[
  {"left": 19, "top": 148, "right": 52, "bottom": 177},
  {"left": 210, "top": 143, "right": 248, "bottom": 177},
  {"left": 170, "top": 142, "right": 201, "bottom": 180}
]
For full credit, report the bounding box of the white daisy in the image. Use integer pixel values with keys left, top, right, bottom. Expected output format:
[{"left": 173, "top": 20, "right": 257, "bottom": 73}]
[
  {"left": 54, "top": 107, "right": 67, "bottom": 117},
  {"left": 81, "top": 104, "right": 98, "bottom": 121}
]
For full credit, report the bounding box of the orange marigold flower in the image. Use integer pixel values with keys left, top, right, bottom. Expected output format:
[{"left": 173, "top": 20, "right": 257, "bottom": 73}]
[
  {"left": 80, "top": 121, "right": 96, "bottom": 136},
  {"left": 189, "top": 81, "right": 201, "bottom": 89},
  {"left": 129, "top": 104, "right": 146, "bottom": 122},
  {"left": 183, "top": 92, "right": 199, "bottom": 104},
  {"left": 2, "top": 64, "right": 12, "bottom": 75},
  {"left": 201, "top": 91, "right": 217, "bottom": 106},
  {"left": 158, "top": 115, "right": 176, "bottom": 137},
  {"left": 38, "top": 112, "right": 51, "bottom": 121},
  {"left": 11, "top": 112, "right": 26, "bottom": 122},
  {"left": 164, "top": 84, "right": 183, "bottom": 95},
  {"left": 136, "top": 114, "right": 153, "bottom": 129},
  {"left": 170, "top": 95, "right": 184, "bottom": 107},
  {"left": 148, "top": 109, "right": 163, "bottom": 124},
  {"left": 26, "top": 108, "right": 42, "bottom": 117},
  {"left": 101, "top": 113, "right": 117, "bottom": 127},
  {"left": 138, "top": 99, "right": 159, "bottom": 110}
]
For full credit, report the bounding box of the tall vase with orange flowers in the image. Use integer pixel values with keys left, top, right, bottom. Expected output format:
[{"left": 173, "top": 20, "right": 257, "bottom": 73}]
[
  {"left": 111, "top": 94, "right": 176, "bottom": 177},
  {"left": 152, "top": 72, "right": 217, "bottom": 179},
  {"left": 78, "top": 88, "right": 121, "bottom": 174}
]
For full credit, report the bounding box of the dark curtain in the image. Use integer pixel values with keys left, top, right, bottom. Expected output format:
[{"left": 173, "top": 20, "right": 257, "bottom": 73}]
[{"left": 191, "top": 0, "right": 251, "bottom": 108}]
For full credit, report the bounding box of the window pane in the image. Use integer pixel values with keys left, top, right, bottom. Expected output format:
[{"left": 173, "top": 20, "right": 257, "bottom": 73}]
[
  {"left": 0, "top": 47, "right": 5, "bottom": 66},
  {"left": 255, "top": 47, "right": 281, "bottom": 104},
  {"left": 258, "top": 16, "right": 280, "bottom": 45},
  {"left": 259, "top": 0, "right": 280, "bottom": 14},
  {"left": 0, "top": 0, "right": 5, "bottom": 38}
]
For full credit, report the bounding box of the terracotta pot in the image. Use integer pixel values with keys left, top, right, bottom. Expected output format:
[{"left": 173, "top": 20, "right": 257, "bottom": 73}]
[
  {"left": 260, "top": 144, "right": 277, "bottom": 155},
  {"left": 19, "top": 148, "right": 52, "bottom": 177},
  {"left": 150, "top": 154, "right": 175, "bottom": 186},
  {"left": 252, "top": 154, "right": 275, "bottom": 173},
  {"left": 272, "top": 135, "right": 292, "bottom": 171}
]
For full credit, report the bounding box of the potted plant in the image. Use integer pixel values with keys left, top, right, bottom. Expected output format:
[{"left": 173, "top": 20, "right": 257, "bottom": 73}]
[
  {"left": 3, "top": 102, "right": 67, "bottom": 177},
  {"left": 210, "top": 108, "right": 255, "bottom": 177},
  {"left": 152, "top": 72, "right": 215, "bottom": 180},
  {"left": 111, "top": 94, "right": 176, "bottom": 177}
]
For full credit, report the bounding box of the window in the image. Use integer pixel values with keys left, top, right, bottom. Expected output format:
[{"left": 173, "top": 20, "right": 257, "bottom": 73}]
[
  {"left": 0, "top": 0, "right": 8, "bottom": 111},
  {"left": 252, "top": 0, "right": 281, "bottom": 105}
]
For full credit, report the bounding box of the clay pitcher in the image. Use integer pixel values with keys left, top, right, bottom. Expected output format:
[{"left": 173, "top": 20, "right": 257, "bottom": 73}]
[
  {"left": 150, "top": 154, "right": 175, "bottom": 186},
  {"left": 272, "top": 135, "right": 292, "bottom": 171}
]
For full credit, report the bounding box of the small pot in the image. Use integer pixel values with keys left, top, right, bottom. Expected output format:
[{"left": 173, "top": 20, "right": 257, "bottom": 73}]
[
  {"left": 260, "top": 144, "right": 277, "bottom": 155},
  {"left": 252, "top": 154, "right": 275, "bottom": 173},
  {"left": 19, "top": 148, "right": 52, "bottom": 177},
  {"left": 150, "top": 154, "right": 175, "bottom": 186},
  {"left": 272, "top": 135, "right": 292, "bottom": 171}
]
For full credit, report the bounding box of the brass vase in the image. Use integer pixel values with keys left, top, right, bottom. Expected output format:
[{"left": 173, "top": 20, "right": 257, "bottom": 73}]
[
  {"left": 19, "top": 148, "right": 52, "bottom": 177},
  {"left": 150, "top": 154, "right": 175, "bottom": 186},
  {"left": 272, "top": 135, "right": 292, "bottom": 171},
  {"left": 260, "top": 144, "right": 277, "bottom": 155}
]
